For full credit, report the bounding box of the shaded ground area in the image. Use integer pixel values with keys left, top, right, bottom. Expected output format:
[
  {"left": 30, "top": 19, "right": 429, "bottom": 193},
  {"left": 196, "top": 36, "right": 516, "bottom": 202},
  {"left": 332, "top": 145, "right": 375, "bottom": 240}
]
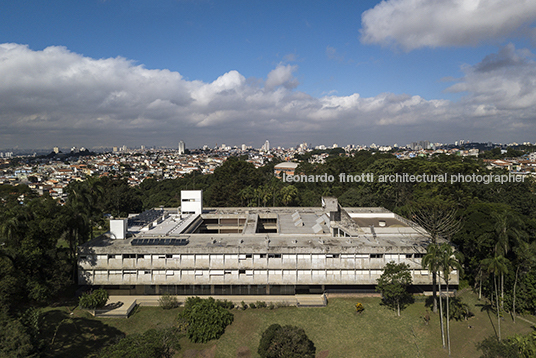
[{"left": 40, "top": 308, "right": 123, "bottom": 358}]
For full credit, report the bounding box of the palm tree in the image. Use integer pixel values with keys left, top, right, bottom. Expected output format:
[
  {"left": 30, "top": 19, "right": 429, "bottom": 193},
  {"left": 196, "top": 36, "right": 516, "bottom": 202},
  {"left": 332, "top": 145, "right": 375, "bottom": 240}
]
[
  {"left": 412, "top": 201, "right": 461, "bottom": 313},
  {"left": 480, "top": 210, "right": 526, "bottom": 310},
  {"left": 439, "top": 243, "right": 464, "bottom": 356},
  {"left": 482, "top": 255, "right": 509, "bottom": 340},
  {"left": 422, "top": 243, "right": 444, "bottom": 347},
  {"left": 281, "top": 185, "right": 298, "bottom": 206},
  {"left": 511, "top": 241, "right": 536, "bottom": 323}
]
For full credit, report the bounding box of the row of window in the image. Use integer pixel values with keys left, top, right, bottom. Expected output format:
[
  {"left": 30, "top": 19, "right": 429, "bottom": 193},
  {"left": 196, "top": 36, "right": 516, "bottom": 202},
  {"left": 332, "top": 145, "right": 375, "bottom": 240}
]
[
  {"left": 84, "top": 253, "right": 426, "bottom": 261},
  {"left": 88, "top": 268, "right": 449, "bottom": 276}
]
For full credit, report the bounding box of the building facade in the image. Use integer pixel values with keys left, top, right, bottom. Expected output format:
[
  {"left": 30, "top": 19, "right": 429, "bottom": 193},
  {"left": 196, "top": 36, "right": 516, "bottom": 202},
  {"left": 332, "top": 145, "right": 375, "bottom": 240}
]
[{"left": 78, "top": 191, "right": 457, "bottom": 295}]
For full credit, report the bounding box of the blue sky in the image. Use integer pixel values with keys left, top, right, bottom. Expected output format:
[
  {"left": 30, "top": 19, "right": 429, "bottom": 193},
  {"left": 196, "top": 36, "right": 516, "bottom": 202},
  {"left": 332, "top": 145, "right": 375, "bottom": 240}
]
[{"left": 1, "top": 0, "right": 536, "bottom": 149}]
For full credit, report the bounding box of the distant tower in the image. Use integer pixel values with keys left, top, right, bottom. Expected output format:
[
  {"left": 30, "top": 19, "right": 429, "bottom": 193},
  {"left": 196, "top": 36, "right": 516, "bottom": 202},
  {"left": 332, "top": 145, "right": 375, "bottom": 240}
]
[
  {"left": 53, "top": 147, "right": 59, "bottom": 154},
  {"left": 178, "top": 140, "right": 185, "bottom": 155},
  {"left": 262, "top": 140, "right": 270, "bottom": 152}
]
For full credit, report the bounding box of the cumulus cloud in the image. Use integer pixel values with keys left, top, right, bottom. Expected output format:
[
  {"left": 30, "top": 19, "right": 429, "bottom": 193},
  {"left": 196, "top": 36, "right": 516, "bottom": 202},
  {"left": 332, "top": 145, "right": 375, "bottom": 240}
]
[
  {"left": 0, "top": 43, "right": 535, "bottom": 148},
  {"left": 360, "top": 0, "right": 536, "bottom": 50},
  {"left": 447, "top": 44, "right": 536, "bottom": 113},
  {"left": 265, "top": 64, "right": 299, "bottom": 90}
]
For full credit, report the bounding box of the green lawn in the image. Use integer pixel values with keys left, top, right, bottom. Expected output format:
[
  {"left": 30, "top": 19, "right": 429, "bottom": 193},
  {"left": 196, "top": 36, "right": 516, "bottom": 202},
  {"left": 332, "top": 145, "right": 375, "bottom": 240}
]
[{"left": 40, "top": 290, "right": 535, "bottom": 358}]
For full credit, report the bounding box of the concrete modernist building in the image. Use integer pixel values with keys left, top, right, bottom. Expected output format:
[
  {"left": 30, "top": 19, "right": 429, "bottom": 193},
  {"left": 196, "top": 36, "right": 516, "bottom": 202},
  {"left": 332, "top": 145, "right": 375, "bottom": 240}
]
[{"left": 78, "top": 191, "right": 458, "bottom": 296}]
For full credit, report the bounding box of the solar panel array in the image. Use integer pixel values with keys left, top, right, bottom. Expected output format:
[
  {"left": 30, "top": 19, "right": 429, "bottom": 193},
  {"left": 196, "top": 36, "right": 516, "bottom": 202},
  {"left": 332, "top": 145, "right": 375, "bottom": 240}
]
[
  {"left": 131, "top": 238, "right": 189, "bottom": 246},
  {"left": 128, "top": 209, "right": 162, "bottom": 227}
]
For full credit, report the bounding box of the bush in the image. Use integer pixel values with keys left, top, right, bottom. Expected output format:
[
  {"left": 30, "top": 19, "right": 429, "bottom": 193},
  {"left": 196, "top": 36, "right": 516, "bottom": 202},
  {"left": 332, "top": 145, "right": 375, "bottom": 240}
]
[
  {"left": 79, "top": 288, "right": 109, "bottom": 309},
  {"left": 355, "top": 302, "right": 364, "bottom": 313},
  {"left": 268, "top": 303, "right": 275, "bottom": 310},
  {"left": 477, "top": 336, "right": 520, "bottom": 358},
  {"left": 177, "top": 297, "right": 234, "bottom": 343},
  {"left": 256, "top": 301, "right": 267, "bottom": 308},
  {"left": 250, "top": 302, "right": 256, "bottom": 309},
  {"left": 216, "top": 299, "right": 234, "bottom": 310},
  {"left": 447, "top": 296, "right": 473, "bottom": 321},
  {"left": 241, "top": 301, "right": 248, "bottom": 310},
  {"left": 159, "top": 294, "right": 179, "bottom": 310},
  {"left": 258, "top": 324, "right": 316, "bottom": 358}
]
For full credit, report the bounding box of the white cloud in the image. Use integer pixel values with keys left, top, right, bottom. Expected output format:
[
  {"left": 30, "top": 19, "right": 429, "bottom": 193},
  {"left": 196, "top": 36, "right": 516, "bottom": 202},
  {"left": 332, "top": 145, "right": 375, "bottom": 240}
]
[
  {"left": 360, "top": 0, "right": 536, "bottom": 50},
  {"left": 447, "top": 44, "right": 536, "bottom": 112},
  {"left": 265, "top": 64, "right": 299, "bottom": 90},
  {"left": 0, "top": 43, "right": 536, "bottom": 148}
]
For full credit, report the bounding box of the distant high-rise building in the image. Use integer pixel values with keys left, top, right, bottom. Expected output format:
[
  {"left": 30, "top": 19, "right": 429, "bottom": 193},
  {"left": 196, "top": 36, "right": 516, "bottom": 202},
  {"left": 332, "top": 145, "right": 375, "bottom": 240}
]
[
  {"left": 122, "top": 145, "right": 127, "bottom": 152},
  {"left": 178, "top": 140, "right": 185, "bottom": 155},
  {"left": 113, "top": 146, "right": 118, "bottom": 153},
  {"left": 141, "top": 145, "right": 145, "bottom": 151},
  {"left": 241, "top": 144, "right": 247, "bottom": 151},
  {"left": 53, "top": 147, "right": 59, "bottom": 154},
  {"left": 262, "top": 140, "right": 270, "bottom": 152}
]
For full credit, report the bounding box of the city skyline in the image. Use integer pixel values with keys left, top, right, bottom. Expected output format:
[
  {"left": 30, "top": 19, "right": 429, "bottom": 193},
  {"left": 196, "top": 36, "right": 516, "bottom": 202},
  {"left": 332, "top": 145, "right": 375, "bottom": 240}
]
[{"left": 1, "top": 1, "right": 536, "bottom": 149}]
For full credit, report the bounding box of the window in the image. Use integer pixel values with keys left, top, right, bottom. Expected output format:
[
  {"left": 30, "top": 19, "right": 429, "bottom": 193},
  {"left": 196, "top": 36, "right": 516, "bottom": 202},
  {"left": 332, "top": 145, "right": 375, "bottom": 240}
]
[
  {"left": 259, "top": 254, "right": 267, "bottom": 258},
  {"left": 370, "top": 254, "right": 384, "bottom": 259},
  {"left": 239, "top": 269, "right": 246, "bottom": 274},
  {"left": 406, "top": 254, "right": 413, "bottom": 259},
  {"left": 268, "top": 254, "right": 281, "bottom": 258},
  {"left": 414, "top": 253, "right": 425, "bottom": 259},
  {"left": 123, "top": 254, "right": 136, "bottom": 259}
]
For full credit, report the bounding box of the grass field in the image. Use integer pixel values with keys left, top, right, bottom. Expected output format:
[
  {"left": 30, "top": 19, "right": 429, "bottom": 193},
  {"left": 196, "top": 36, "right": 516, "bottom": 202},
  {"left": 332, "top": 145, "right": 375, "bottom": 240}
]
[{"left": 40, "top": 290, "right": 535, "bottom": 358}]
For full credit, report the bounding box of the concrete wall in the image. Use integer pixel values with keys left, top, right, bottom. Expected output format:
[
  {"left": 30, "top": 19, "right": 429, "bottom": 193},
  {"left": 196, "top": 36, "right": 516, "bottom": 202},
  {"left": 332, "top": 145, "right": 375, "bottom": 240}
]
[{"left": 78, "top": 252, "right": 458, "bottom": 287}]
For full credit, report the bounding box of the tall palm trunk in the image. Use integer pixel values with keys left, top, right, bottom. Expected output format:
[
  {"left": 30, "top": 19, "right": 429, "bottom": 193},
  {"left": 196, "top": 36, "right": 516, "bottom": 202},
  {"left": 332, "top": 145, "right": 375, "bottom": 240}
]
[
  {"left": 501, "top": 272, "right": 504, "bottom": 311},
  {"left": 432, "top": 271, "right": 438, "bottom": 313},
  {"left": 446, "top": 282, "right": 451, "bottom": 356},
  {"left": 438, "top": 276, "right": 445, "bottom": 348},
  {"left": 495, "top": 274, "right": 501, "bottom": 340},
  {"left": 513, "top": 266, "right": 520, "bottom": 323}
]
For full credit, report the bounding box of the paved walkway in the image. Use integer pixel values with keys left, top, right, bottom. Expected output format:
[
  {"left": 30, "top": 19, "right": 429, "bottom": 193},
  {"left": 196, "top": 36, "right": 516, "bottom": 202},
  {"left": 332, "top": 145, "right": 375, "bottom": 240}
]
[{"left": 97, "top": 294, "right": 326, "bottom": 318}]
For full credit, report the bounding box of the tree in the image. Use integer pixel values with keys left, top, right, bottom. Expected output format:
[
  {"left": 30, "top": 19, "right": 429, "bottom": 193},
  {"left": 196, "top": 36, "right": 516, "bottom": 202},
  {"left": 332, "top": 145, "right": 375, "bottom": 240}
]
[
  {"left": 177, "top": 297, "right": 234, "bottom": 343},
  {"left": 481, "top": 210, "right": 526, "bottom": 310},
  {"left": 257, "top": 324, "right": 316, "bottom": 358},
  {"left": 0, "top": 309, "right": 34, "bottom": 358},
  {"left": 410, "top": 201, "right": 461, "bottom": 313},
  {"left": 422, "top": 243, "right": 445, "bottom": 348},
  {"left": 483, "top": 255, "right": 509, "bottom": 341},
  {"left": 376, "top": 262, "right": 413, "bottom": 316},
  {"left": 439, "top": 243, "right": 464, "bottom": 356},
  {"left": 281, "top": 185, "right": 298, "bottom": 206},
  {"left": 79, "top": 288, "right": 109, "bottom": 309}
]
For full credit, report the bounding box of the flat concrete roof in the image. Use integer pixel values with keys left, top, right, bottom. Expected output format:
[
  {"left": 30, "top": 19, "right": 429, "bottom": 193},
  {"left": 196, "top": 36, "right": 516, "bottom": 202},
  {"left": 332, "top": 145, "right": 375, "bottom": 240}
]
[{"left": 80, "top": 205, "right": 431, "bottom": 255}]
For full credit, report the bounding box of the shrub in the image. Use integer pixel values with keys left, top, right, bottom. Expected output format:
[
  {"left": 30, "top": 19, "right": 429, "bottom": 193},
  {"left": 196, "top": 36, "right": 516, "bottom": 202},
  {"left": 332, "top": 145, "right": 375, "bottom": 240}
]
[
  {"left": 216, "top": 299, "right": 234, "bottom": 310},
  {"left": 258, "top": 324, "right": 316, "bottom": 358},
  {"left": 355, "top": 302, "right": 364, "bottom": 313},
  {"left": 447, "top": 296, "right": 473, "bottom": 321},
  {"left": 79, "top": 288, "right": 109, "bottom": 309},
  {"left": 268, "top": 303, "right": 275, "bottom": 310},
  {"left": 256, "top": 301, "right": 267, "bottom": 308},
  {"left": 177, "top": 297, "right": 234, "bottom": 343},
  {"left": 159, "top": 294, "right": 179, "bottom": 310},
  {"left": 250, "top": 302, "right": 256, "bottom": 309},
  {"left": 241, "top": 301, "right": 248, "bottom": 310}
]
